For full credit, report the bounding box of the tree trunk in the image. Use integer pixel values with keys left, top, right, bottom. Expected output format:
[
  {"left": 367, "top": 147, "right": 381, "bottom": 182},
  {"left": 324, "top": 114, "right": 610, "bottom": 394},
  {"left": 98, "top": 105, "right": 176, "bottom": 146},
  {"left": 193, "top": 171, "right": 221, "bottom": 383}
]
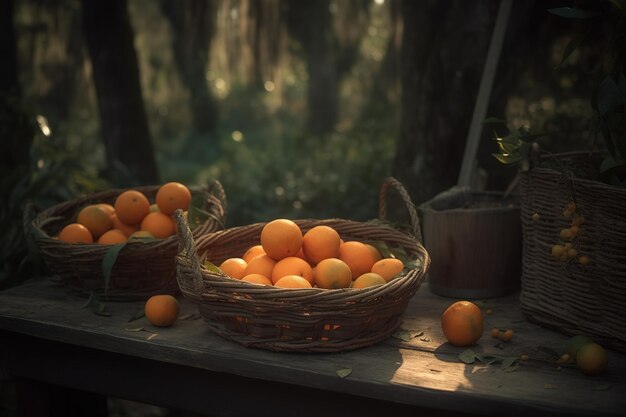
[
  {"left": 286, "top": 0, "right": 338, "bottom": 135},
  {"left": 81, "top": 0, "right": 159, "bottom": 186},
  {"left": 161, "top": 0, "right": 219, "bottom": 135},
  {"left": 393, "top": 0, "right": 498, "bottom": 205}
]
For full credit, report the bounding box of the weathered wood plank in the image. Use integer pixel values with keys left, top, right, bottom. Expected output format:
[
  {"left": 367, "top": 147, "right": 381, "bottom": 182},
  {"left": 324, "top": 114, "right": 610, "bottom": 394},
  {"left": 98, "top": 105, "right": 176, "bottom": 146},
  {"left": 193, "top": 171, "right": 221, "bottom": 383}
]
[{"left": 0, "top": 278, "right": 624, "bottom": 417}]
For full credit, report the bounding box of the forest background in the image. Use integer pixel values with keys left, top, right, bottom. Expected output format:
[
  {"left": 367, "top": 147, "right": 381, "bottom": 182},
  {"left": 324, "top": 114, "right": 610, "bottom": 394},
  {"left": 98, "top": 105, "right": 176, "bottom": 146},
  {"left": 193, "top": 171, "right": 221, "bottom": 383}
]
[{"left": 0, "top": 0, "right": 617, "bottom": 289}]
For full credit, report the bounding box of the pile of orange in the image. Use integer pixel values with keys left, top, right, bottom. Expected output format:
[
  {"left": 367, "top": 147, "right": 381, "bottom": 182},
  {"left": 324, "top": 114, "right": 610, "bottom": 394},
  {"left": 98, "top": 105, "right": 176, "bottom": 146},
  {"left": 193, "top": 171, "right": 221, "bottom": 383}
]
[
  {"left": 214, "top": 219, "right": 406, "bottom": 290},
  {"left": 56, "top": 182, "right": 192, "bottom": 245}
]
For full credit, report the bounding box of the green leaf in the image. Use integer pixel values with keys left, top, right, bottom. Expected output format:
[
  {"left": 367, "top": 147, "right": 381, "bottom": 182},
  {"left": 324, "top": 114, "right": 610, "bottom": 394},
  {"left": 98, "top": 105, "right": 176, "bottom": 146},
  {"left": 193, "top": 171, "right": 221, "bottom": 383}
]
[
  {"left": 336, "top": 368, "right": 352, "bottom": 378},
  {"left": 555, "top": 32, "right": 587, "bottom": 69},
  {"left": 366, "top": 240, "right": 393, "bottom": 259},
  {"left": 81, "top": 290, "right": 111, "bottom": 317},
  {"left": 600, "top": 156, "right": 626, "bottom": 173},
  {"left": 503, "top": 364, "right": 519, "bottom": 373},
  {"left": 404, "top": 259, "right": 423, "bottom": 271},
  {"left": 475, "top": 353, "right": 499, "bottom": 365},
  {"left": 547, "top": 7, "right": 602, "bottom": 19},
  {"left": 501, "top": 356, "right": 519, "bottom": 370},
  {"left": 102, "top": 242, "right": 127, "bottom": 291},
  {"left": 459, "top": 349, "right": 476, "bottom": 364},
  {"left": 537, "top": 345, "right": 560, "bottom": 359},
  {"left": 392, "top": 329, "right": 412, "bottom": 342},
  {"left": 128, "top": 309, "right": 146, "bottom": 322},
  {"left": 597, "top": 76, "right": 622, "bottom": 115},
  {"left": 203, "top": 260, "right": 227, "bottom": 275}
]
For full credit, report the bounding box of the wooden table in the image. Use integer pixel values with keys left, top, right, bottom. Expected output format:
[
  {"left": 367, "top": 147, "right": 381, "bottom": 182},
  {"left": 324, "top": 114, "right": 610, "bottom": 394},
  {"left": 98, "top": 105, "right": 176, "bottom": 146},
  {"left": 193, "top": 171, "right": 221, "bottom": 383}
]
[{"left": 0, "top": 278, "right": 624, "bottom": 417}]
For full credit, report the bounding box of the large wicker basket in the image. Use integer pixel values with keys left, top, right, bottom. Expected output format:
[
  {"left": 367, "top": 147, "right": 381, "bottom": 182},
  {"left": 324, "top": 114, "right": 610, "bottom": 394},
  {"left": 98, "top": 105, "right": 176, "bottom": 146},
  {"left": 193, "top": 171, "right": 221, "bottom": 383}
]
[
  {"left": 26, "top": 181, "right": 226, "bottom": 300},
  {"left": 520, "top": 151, "right": 626, "bottom": 352},
  {"left": 174, "top": 177, "right": 430, "bottom": 353}
]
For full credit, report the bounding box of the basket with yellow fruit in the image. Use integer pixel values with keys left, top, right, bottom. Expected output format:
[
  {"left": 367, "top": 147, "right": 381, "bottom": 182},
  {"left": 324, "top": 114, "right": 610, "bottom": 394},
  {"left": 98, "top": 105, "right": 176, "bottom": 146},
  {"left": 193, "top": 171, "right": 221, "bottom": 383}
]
[
  {"left": 26, "top": 181, "right": 226, "bottom": 300},
  {"left": 174, "top": 177, "right": 430, "bottom": 352}
]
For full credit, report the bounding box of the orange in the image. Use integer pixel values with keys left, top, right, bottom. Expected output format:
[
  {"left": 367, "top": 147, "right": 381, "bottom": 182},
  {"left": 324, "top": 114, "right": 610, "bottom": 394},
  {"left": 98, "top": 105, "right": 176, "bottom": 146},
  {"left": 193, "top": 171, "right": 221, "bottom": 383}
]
[
  {"left": 111, "top": 213, "right": 140, "bottom": 237},
  {"left": 271, "top": 256, "right": 314, "bottom": 285},
  {"left": 352, "top": 272, "right": 386, "bottom": 289},
  {"left": 366, "top": 244, "right": 383, "bottom": 263},
  {"left": 244, "top": 254, "right": 277, "bottom": 278},
  {"left": 338, "top": 241, "right": 379, "bottom": 279},
  {"left": 274, "top": 275, "right": 313, "bottom": 289},
  {"left": 441, "top": 301, "right": 484, "bottom": 347},
  {"left": 576, "top": 343, "right": 608, "bottom": 375},
  {"left": 315, "top": 258, "right": 352, "bottom": 289},
  {"left": 302, "top": 225, "right": 341, "bottom": 264},
  {"left": 76, "top": 204, "right": 113, "bottom": 239},
  {"left": 371, "top": 258, "right": 404, "bottom": 282},
  {"left": 114, "top": 190, "right": 150, "bottom": 225},
  {"left": 241, "top": 273, "right": 273, "bottom": 286},
  {"left": 156, "top": 182, "right": 192, "bottom": 215},
  {"left": 58, "top": 223, "right": 93, "bottom": 244},
  {"left": 97, "top": 203, "right": 116, "bottom": 218},
  {"left": 242, "top": 244, "right": 265, "bottom": 263},
  {"left": 145, "top": 295, "right": 179, "bottom": 327},
  {"left": 260, "top": 219, "right": 302, "bottom": 260},
  {"left": 219, "top": 258, "right": 248, "bottom": 279},
  {"left": 140, "top": 212, "right": 175, "bottom": 239},
  {"left": 97, "top": 229, "right": 127, "bottom": 245}
]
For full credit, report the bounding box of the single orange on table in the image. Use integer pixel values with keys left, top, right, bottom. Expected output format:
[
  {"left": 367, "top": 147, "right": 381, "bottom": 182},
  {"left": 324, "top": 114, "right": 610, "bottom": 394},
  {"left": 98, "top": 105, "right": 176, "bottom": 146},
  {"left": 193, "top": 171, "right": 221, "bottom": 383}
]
[
  {"left": 145, "top": 294, "right": 179, "bottom": 327},
  {"left": 302, "top": 225, "right": 341, "bottom": 264},
  {"left": 58, "top": 223, "right": 93, "bottom": 243},
  {"left": 114, "top": 190, "right": 150, "bottom": 225},
  {"left": 441, "top": 300, "right": 484, "bottom": 347},
  {"left": 271, "top": 256, "right": 314, "bottom": 285},
  {"left": 260, "top": 219, "right": 302, "bottom": 260},
  {"left": 315, "top": 258, "right": 352, "bottom": 289},
  {"left": 77, "top": 204, "right": 113, "bottom": 239},
  {"left": 219, "top": 258, "right": 248, "bottom": 279},
  {"left": 156, "top": 182, "right": 192, "bottom": 215},
  {"left": 140, "top": 211, "right": 175, "bottom": 239}
]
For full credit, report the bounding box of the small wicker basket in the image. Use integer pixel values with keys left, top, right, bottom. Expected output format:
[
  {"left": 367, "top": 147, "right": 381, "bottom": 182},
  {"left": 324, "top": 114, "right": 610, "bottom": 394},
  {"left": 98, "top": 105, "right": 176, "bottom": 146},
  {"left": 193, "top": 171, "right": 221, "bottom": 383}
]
[
  {"left": 520, "top": 151, "right": 626, "bottom": 352},
  {"left": 174, "top": 177, "right": 430, "bottom": 353},
  {"left": 26, "top": 181, "right": 226, "bottom": 300}
]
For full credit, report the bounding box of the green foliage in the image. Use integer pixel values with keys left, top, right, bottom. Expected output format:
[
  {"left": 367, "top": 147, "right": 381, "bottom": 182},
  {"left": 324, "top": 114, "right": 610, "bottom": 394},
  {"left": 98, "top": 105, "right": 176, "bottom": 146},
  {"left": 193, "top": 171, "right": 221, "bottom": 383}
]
[{"left": 0, "top": 95, "right": 108, "bottom": 289}]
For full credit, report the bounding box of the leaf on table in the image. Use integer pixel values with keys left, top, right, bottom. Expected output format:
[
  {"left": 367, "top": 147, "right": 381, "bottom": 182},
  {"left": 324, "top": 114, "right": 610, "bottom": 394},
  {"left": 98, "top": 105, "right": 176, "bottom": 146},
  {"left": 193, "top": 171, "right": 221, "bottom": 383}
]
[
  {"left": 537, "top": 345, "right": 560, "bottom": 359},
  {"left": 124, "top": 327, "right": 145, "bottom": 332},
  {"left": 459, "top": 349, "right": 476, "bottom": 364},
  {"left": 128, "top": 309, "right": 145, "bottom": 322},
  {"left": 544, "top": 383, "right": 557, "bottom": 389},
  {"left": 501, "top": 356, "right": 519, "bottom": 370},
  {"left": 593, "top": 384, "right": 611, "bottom": 391},
  {"left": 503, "top": 364, "right": 519, "bottom": 373},
  {"left": 475, "top": 353, "right": 498, "bottom": 365},
  {"left": 392, "top": 329, "right": 423, "bottom": 342},
  {"left": 419, "top": 336, "right": 431, "bottom": 342},
  {"left": 336, "top": 368, "right": 352, "bottom": 378},
  {"left": 81, "top": 290, "right": 111, "bottom": 317},
  {"left": 178, "top": 313, "right": 194, "bottom": 320},
  {"left": 146, "top": 333, "right": 158, "bottom": 341}
]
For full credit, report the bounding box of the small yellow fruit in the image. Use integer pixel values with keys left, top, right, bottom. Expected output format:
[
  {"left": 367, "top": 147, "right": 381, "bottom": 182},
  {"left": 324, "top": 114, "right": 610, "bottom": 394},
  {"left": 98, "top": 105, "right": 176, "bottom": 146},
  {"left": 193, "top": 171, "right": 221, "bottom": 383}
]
[
  {"left": 532, "top": 212, "right": 541, "bottom": 221},
  {"left": 551, "top": 244, "right": 565, "bottom": 258},
  {"left": 576, "top": 343, "right": 608, "bottom": 376},
  {"left": 579, "top": 255, "right": 590, "bottom": 266}
]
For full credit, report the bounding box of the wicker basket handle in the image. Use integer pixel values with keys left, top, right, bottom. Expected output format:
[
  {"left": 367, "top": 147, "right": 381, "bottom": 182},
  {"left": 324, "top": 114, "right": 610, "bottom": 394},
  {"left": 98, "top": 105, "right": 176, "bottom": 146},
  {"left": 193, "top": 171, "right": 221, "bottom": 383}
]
[
  {"left": 23, "top": 202, "right": 43, "bottom": 239},
  {"left": 208, "top": 179, "right": 227, "bottom": 222},
  {"left": 379, "top": 177, "right": 422, "bottom": 242},
  {"left": 174, "top": 209, "right": 205, "bottom": 298}
]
